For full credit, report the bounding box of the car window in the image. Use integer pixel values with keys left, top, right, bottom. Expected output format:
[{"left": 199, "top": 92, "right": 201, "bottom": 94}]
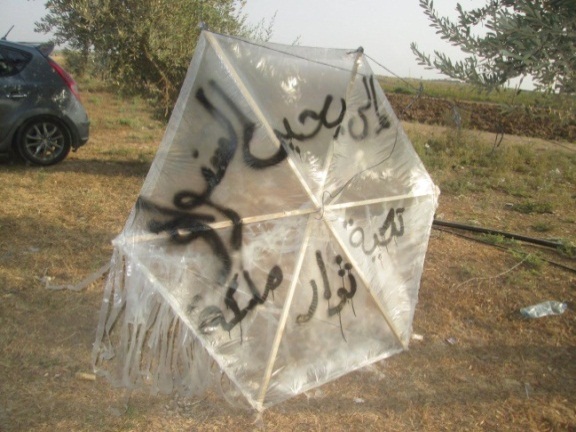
[{"left": 0, "top": 46, "right": 32, "bottom": 78}]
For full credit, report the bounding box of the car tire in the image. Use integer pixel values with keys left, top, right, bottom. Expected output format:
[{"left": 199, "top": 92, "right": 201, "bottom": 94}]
[{"left": 16, "top": 117, "right": 72, "bottom": 166}]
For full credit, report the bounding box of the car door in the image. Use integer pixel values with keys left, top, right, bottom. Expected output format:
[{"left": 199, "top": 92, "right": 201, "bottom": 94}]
[{"left": 0, "top": 45, "right": 33, "bottom": 149}]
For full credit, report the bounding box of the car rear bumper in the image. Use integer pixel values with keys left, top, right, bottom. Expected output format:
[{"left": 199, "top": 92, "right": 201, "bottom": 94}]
[{"left": 75, "top": 120, "right": 90, "bottom": 147}]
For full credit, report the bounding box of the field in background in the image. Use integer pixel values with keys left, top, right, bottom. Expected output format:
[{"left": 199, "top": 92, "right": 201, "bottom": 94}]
[
  {"left": 378, "top": 77, "right": 576, "bottom": 143},
  {"left": 0, "top": 76, "right": 575, "bottom": 431},
  {"left": 377, "top": 76, "right": 575, "bottom": 109}
]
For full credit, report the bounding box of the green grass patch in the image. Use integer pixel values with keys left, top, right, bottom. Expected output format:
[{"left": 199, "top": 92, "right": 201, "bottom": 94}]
[
  {"left": 557, "top": 240, "right": 576, "bottom": 258},
  {"left": 118, "top": 118, "right": 137, "bottom": 127},
  {"left": 481, "top": 234, "right": 518, "bottom": 247},
  {"left": 511, "top": 201, "right": 553, "bottom": 215},
  {"left": 531, "top": 222, "right": 554, "bottom": 233},
  {"left": 511, "top": 250, "right": 545, "bottom": 274}
]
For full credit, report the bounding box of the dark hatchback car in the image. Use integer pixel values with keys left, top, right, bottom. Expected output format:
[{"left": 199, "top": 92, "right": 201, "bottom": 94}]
[{"left": 0, "top": 39, "right": 89, "bottom": 165}]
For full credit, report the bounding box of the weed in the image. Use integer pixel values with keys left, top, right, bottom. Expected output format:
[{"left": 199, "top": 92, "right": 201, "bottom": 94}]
[
  {"left": 88, "top": 95, "right": 102, "bottom": 105},
  {"left": 455, "top": 263, "right": 479, "bottom": 281},
  {"left": 425, "top": 138, "right": 446, "bottom": 153},
  {"left": 118, "top": 118, "right": 136, "bottom": 127},
  {"left": 512, "top": 201, "right": 553, "bottom": 215},
  {"left": 498, "top": 181, "right": 530, "bottom": 197},
  {"left": 481, "top": 234, "right": 518, "bottom": 247},
  {"left": 531, "top": 222, "right": 553, "bottom": 233},
  {"left": 441, "top": 177, "right": 475, "bottom": 195},
  {"left": 557, "top": 240, "right": 576, "bottom": 258},
  {"left": 511, "top": 250, "right": 545, "bottom": 274}
]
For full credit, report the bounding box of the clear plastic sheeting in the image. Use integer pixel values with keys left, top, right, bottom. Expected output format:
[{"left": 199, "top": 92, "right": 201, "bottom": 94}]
[{"left": 92, "top": 31, "right": 439, "bottom": 411}]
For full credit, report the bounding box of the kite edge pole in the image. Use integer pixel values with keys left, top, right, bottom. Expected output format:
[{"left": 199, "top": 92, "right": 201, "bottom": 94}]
[{"left": 255, "top": 218, "right": 314, "bottom": 410}]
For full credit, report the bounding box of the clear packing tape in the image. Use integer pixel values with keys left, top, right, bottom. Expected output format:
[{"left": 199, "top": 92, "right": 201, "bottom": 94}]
[{"left": 92, "top": 31, "right": 439, "bottom": 411}]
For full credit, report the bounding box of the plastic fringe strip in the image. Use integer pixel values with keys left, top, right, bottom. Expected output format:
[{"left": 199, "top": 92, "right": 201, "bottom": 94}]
[{"left": 92, "top": 248, "right": 213, "bottom": 397}]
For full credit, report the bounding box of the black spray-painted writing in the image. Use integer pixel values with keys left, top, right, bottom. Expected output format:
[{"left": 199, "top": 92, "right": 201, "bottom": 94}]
[
  {"left": 348, "top": 75, "right": 391, "bottom": 140},
  {"left": 316, "top": 250, "right": 332, "bottom": 301},
  {"left": 139, "top": 194, "right": 240, "bottom": 283},
  {"left": 274, "top": 75, "right": 390, "bottom": 157},
  {"left": 296, "top": 281, "right": 318, "bottom": 324},
  {"left": 196, "top": 80, "right": 287, "bottom": 184},
  {"left": 275, "top": 95, "right": 347, "bottom": 142},
  {"left": 327, "top": 255, "right": 357, "bottom": 319},
  {"left": 197, "top": 265, "right": 283, "bottom": 338},
  {"left": 141, "top": 75, "right": 393, "bottom": 339},
  {"left": 347, "top": 208, "right": 405, "bottom": 256},
  {"left": 297, "top": 251, "right": 357, "bottom": 341},
  {"left": 141, "top": 79, "right": 289, "bottom": 337}
]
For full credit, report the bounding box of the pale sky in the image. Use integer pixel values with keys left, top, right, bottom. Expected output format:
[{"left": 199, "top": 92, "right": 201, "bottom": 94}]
[{"left": 0, "top": 0, "right": 485, "bottom": 82}]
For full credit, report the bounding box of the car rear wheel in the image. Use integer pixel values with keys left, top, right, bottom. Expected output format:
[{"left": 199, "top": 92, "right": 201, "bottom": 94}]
[{"left": 17, "top": 117, "right": 71, "bottom": 165}]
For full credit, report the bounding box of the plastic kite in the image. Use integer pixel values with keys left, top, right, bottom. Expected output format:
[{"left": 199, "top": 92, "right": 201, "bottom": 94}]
[{"left": 93, "top": 31, "right": 439, "bottom": 411}]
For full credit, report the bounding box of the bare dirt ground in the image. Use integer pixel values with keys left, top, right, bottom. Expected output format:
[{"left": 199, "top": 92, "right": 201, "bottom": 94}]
[
  {"left": 388, "top": 93, "right": 576, "bottom": 142},
  {"left": 0, "top": 90, "right": 575, "bottom": 431}
]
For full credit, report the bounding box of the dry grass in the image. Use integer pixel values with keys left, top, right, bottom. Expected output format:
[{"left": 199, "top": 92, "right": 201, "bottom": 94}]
[{"left": 0, "top": 84, "right": 575, "bottom": 431}]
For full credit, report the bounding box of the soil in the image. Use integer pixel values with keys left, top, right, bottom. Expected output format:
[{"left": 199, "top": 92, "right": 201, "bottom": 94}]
[{"left": 387, "top": 93, "right": 576, "bottom": 142}]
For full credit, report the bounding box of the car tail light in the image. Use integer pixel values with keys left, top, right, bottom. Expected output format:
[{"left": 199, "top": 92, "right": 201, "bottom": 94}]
[{"left": 48, "top": 58, "right": 81, "bottom": 100}]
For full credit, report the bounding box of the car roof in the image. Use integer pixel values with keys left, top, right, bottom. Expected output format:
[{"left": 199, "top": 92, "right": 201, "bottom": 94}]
[{"left": 0, "top": 39, "right": 55, "bottom": 57}]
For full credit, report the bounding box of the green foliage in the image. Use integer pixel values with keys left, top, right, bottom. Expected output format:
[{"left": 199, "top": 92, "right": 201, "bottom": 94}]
[
  {"left": 557, "top": 240, "right": 576, "bottom": 258},
  {"left": 477, "top": 236, "right": 544, "bottom": 274},
  {"left": 511, "top": 201, "right": 553, "bottom": 214},
  {"left": 531, "top": 222, "right": 553, "bottom": 233},
  {"left": 511, "top": 250, "right": 544, "bottom": 273},
  {"left": 481, "top": 233, "right": 516, "bottom": 246},
  {"left": 409, "top": 114, "right": 575, "bottom": 211},
  {"left": 36, "top": 0, "right": 274, "bottom": 116},
  {"left": 411, "top": 0, "right": 576, "bottom": 94},
  {"left": 59, "top": 48, "right": 88, "bottom": 77},
  {"left": 117, "top": 118, "right": 136, "bottom": 127}
]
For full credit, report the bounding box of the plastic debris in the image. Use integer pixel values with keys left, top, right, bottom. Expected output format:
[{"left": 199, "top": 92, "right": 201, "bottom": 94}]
[
  {"left": 445, "top": 337, "right": 458, "bottom": 345},
  {"left": 520, "top": 301, "right": 567, "bottom": 318},
  {"left": 43, "top": 263, "right": 110, "bottom": 291}
]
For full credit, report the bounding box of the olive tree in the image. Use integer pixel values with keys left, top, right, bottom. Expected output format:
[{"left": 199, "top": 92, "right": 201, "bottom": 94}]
[
  {"left": 411, "top": 0, "right": 576, "bottom": 94},
  {"left": 37, "top": 0, "right": 273, "bottom": 114}
]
